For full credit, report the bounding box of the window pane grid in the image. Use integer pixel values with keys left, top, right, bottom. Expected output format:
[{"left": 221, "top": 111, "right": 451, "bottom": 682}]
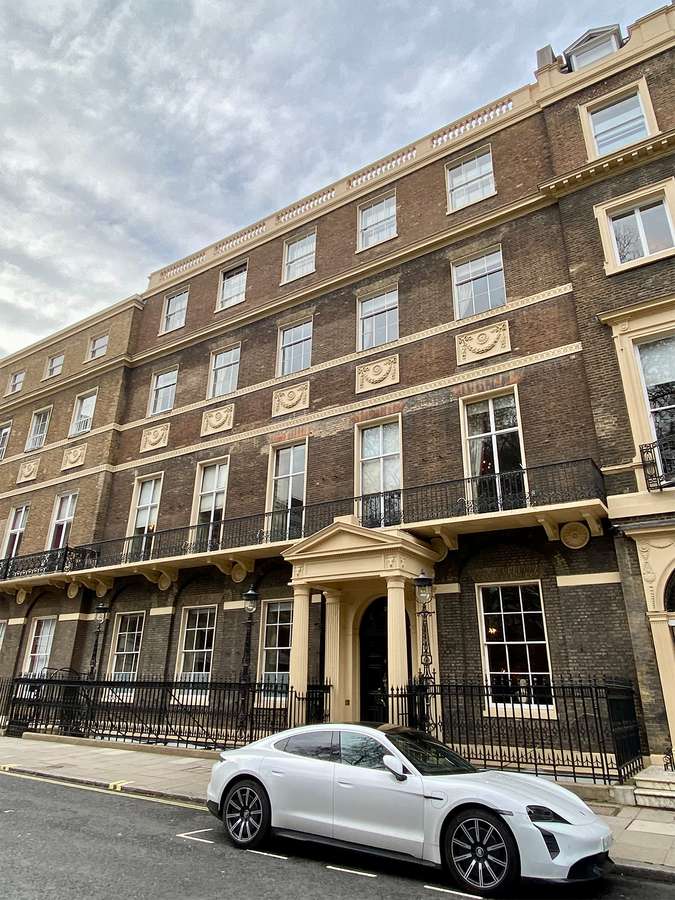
[
  {"left": 47, "top": 354, "right": 64, "bottom": 378},
  {"left": 447, "top": 150, "right": 495, "bottom": 211},
  {"left": 360, "top": 196, "right": 396, "bottom": 249},
  {"left": 611, "top": 200, "right": 674, "bottom": 264},
  {"left": 164, "top": 291, "right": 188, "bottom": 332},
  {"left": 219, "top": 264, "right": 247, "bottom": 308},
  {"left": 0, "top": 425, "right": 10, "bottom": 461},
  {"left": 481, "top": 585, "right": 552, "bottom": 704},
  {"left": 591, "top": 92, "right": 647, "bottom": 156},
  {"left": 453, "top": 249, "right": 505, "bottom": 319},
  {"left": 27, "top": 618, "right": 56, "bottom": 675},
  {"left": 6, "top": 505, "right": 29, "bottom": 558},
  {"left": 151, "top": 369, "right": 177, "bottom": 414},
  {"left": 262, "top": 601, "right": 293, "bottom": 685},
  {"left": 90, "top": 335, "right": 108, "bottom": 359},
  {"left": 50, "top": 493, "right": 77, "bottom": 550},
  {"left": 211, "top": 347, "right": 240, "bottom": 397},
  {"left": 26, "top": 410, "right": 50, "bottom": 450},
  {"left": 359, "top": 289, "right": 399, "bottom": 350},
  {"left": 111, "top": 614, "right": 144, "bottom": 680},
  {"left": 280, "top": 322, "right": 312, "bottom": 375},
  {"left": 180, "top": 607, "right": 216, "bottom": 682},
  {"left": 285, "top": 233, "right": 316, "bottom": 281}
]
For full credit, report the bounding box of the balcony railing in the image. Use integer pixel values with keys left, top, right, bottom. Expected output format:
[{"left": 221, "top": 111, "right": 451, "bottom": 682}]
[
  {"left": 640, "top": 436, "right": 675, "bottom": 491},
  {"left": 0, "top": 458, "right": 605, "bottom": 583}
]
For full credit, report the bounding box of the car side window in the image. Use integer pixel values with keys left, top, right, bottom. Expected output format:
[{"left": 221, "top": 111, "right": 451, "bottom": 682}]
[
  {"left": 283, "top": 731, "right": 334, "bottom": 761},
  {"left": 339, "top": 732, "right": 388, "bottom": 769}
]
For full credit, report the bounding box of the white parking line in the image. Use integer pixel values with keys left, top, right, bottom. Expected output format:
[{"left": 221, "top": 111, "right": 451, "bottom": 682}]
[
  {"left": 326, "top": 865, "right": 377, "bottom": 878},
  {"left": 176, "top": 828, "right": 216, "bottom": 844},
  {"left": 246, "top": 849, "right": 288, "bottom": 860},
  {"left": 424, "top": 886, "right": 480, "bottom": 898}
]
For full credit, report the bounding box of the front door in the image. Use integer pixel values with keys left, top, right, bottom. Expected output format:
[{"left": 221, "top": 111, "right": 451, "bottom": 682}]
[
  {"left": 360, "top": 597, "right": 388, "bottom": 722},
  {"left": 359, "top": 597, "right": 413, "bottom": 722}
]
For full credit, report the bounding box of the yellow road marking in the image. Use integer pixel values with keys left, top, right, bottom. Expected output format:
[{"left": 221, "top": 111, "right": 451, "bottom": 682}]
[
  {"left": 0, "top": 769, "right": 206, "bottom": 811},
  {"left": 108, "top": 780, "right": 132, "bottom": 791}
]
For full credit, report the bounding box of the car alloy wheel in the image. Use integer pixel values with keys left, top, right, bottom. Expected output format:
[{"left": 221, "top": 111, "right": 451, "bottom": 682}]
[
  {"left": 445, "top": 808, "right": 518, "bottom": 896},
  {"left": 223, "top": 781, "right": 268, "bottom": 847}
]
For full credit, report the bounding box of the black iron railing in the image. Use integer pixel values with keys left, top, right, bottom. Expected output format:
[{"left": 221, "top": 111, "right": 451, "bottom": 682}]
[
  {"left": 640, "top": 437, "right": 675, "bottom": 491},
  {"left": 0, "top": 458, "right": 605, "bottom": 582},
  {"left": 385, "top": 677, "right": 642, "bottom": 784},
  {"left": 6, "top": 675, "right": 331, "bottom": 750},
  {"left": 0, "top": 676, "right": 12, "bottom": 729}
]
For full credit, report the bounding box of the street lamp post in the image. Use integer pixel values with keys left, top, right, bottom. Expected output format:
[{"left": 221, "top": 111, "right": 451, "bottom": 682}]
[
  {"left": 89, "top": 602, "right": 110, "bottom": 678},
  {"left": 413, "top": 574, "right": 435, "bottom": 733},
  {"left": 236, "top": 586, "right": 259, "bottom": 741}
]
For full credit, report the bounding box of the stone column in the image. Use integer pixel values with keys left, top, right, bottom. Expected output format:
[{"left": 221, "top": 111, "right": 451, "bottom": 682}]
[
  {"left": 323, "top": 589, "right": 341, "bottom": 715},
  {"left": 648, "top": 611, "right": 675, "bottom": 750},
  {"left": 289, "top": 584, "right": 311, "bottom": 696},
  {"left": 387, "top": 576, "right": 408, "bottom": 691}
]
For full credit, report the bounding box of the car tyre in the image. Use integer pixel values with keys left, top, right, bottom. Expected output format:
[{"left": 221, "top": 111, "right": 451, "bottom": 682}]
[
  {"left": 222, "top": 779, "right": 271, "bottom": 849},
  {"left": 443, "top": 806, "right": 519, "bottom": 897}
]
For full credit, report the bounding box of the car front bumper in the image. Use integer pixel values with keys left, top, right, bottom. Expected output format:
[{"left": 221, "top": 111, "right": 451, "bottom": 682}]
[{"left": 511, "top": 814, "right": 613, "bottom": 881}]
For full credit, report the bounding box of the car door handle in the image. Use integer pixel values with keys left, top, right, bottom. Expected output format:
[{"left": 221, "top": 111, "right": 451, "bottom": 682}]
[
  {"left": 271, "top": 770, "right": 285, "bottom": 777},
  {"left": 337, "top": 779, "right": 353, "bottom": 787}
]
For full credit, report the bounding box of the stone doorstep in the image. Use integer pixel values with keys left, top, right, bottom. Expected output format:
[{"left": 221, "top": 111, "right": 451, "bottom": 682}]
[{"left": 635, "top": 766, "right": 675, "bottom": 792}]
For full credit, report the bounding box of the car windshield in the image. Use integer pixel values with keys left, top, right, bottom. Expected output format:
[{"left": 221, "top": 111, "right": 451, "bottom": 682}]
[{"left": 386, "top": 729, "right": 476, "bottom": 776}]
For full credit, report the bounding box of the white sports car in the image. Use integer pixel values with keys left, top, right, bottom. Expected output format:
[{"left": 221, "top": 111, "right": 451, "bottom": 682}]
[{"left": 206, "top": 723, "right": 612, "bottom": 896}]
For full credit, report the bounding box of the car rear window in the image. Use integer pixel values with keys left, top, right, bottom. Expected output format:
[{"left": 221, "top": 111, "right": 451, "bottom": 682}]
[{"left": 282, "top": 731, "right": 334, "bottom": 761}]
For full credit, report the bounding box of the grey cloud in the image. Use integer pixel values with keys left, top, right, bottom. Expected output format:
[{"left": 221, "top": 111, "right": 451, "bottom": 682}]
[{"left": 0, "top": 0, "right": 659, "bottom": 356}]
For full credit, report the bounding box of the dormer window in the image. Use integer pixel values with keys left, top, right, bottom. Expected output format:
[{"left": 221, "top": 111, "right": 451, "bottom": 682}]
[{"left": 567, "top": 28, "right": 620, "bottom": 72}]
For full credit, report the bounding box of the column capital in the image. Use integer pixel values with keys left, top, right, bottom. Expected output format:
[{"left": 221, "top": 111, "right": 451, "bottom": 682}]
[
  {"left": 323, "top": 588, "right": 342, "bottom": 605},
  {"left": 386, "top": 575, "right": 407, "bottom": 589},
  {"left": 292, "top": 583, "right": 312, "bottom": 601}
]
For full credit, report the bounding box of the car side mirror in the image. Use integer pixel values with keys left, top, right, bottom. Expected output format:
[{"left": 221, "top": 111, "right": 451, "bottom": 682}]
[{"left": 383, "top": 753, "right": 407, "bottom": 782}]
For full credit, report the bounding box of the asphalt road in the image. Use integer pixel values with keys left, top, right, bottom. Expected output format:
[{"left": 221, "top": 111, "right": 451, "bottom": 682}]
[{"left": 1, "top": 773, "right": 674, "bottom": 900}]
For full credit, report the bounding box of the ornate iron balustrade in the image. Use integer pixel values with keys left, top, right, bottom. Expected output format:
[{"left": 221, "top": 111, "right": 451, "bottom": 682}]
[
  {"left": 0, "top": 458, "right": 604, "bottom": 582},
  {"left": 640, "top": 437, "right": 675, "bottom": 491}
]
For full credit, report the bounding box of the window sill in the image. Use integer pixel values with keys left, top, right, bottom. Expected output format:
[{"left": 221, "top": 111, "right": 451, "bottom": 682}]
[
  {"left": 587, "top": 129, "right": 662, "bottom": 164},
  {"left": 355, "top": 233, "right": 398, "bottom": 255},
  {"left": 157, "top": 324, "right": 186, "bottom": 338},
  {"left": 604, "top": 245, "right": 675, "bottom": 276},
  {"left": 454, "top": 298, "right": 508, "bottom": 324},
  {"left": 483, "top": 703, "right": 558, "bottom": 721},
  {"left": 446, "top": 188, "right": 498, "bottom": 216},
  {"left": 214, "top": 297, "right": 246, "bottom": 314}
]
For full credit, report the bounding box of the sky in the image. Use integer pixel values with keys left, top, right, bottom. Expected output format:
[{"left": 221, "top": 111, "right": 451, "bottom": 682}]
[{"left": 0, "top": 0, "right": 661, "bottom": 358}]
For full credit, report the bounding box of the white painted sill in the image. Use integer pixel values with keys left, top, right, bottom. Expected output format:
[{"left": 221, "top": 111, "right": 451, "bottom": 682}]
[
  {"left": 355, "top": 232, "right": 399, "bottom": 255},
  {"left": 446, "top": 187, "right": 498, "bottom": 216}
]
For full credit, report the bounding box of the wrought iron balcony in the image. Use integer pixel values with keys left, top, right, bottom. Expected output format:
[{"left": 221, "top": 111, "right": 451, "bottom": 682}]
[
  {"left": 0, "top": 458, "right": 605, "bottom": 584},
  {"left": 640, "top": 437, "right": 675, "bottom": 491}
]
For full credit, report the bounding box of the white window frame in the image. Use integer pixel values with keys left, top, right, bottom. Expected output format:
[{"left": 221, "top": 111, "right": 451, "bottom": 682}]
[
  {"left": 580, "top": 78, "right": 659, "bottom": 161},
  {"left": 47, "top": 492, "right": 78, "bottom": 550},
  {"left": 88, "top": 334, "right": 109, "bottom": 361},
  {"left": 190, "top": 456, "right": 230, "bottom": 536},
  {"left": 3, "top": 504, "right": 29, "bottom": 558},
  {"left": 445, "top": 145, "right": 496, "bottom": 214},
  {"left": 148, "top": 367, "right": 178, "bottom": 417},
  {"left": 208, "top": 345, "right": 240, "bottom": 399},
  {"left": 594, "top": 178, "right": 675, "bottom": 276},
  {"left": 217, "top": 261, "right": 248, "bottom": 310},
  {"left": 257, "top": 599, "right": 294, "bottom": 688},
  {"left": 7, "top": 371, "right": 25, "bottom": 395},
  {"left": 0, "top": 421, "right": 12, "bottom": 461},
  {"left": 476, "top": 580, "right": 555, "bottom": 716},
  {"left": 265, "top": 439, "right": 308, "bottom": 540},
  {"left": 569, "top": 32, "right": 619, "bottom": 71},
  {"left": 45, "top": 353, "right": 64, "bottom": 380},
  {"left": 451, "top": 245, "right": 506, "bottom": 321},
  {"left": 175, "top": 604, "right": 218, "bottom": 688},
  {"left": 282, "top": 230, "right": 316, "bottom": 284},
  {"left": 25, "top": 406, "right": 52, "bottom": 452},
  {"left": 459, "top": 386, "right": 528, "bottom": 496},
  {"left": 357, "top": 192, "right": 397, "bottom": 252},
  {"left": 357, "top": 288, "right": 399, "bottom": 351},
  {"left": 354, "top": 414, "right": 403, "bottom": 526},
  {"left": 160, "top": 288, "right": 189, "bottom": 335},
  {"left": 108, "top": 611, "right": 146, "bottom": 681},
  {"left": 126, "top": 472, "right": 164, "bottom": 537},
  {"left": 0, "top": 619, "right": 6, "bottom": 655},
  {"left": 277, "top": 319, "right": 313, "bottom": 376},
  {"left": 23, "top": 616, "right": 57, "bottom": 676},
  {"left": 69, "top": 389, "right": 98, "bottom": 437}
]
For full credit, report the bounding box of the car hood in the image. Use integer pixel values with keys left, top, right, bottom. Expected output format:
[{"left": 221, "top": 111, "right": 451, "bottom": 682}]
[{"left": 424, "top": 770, "right": 595, "bottom": 824}]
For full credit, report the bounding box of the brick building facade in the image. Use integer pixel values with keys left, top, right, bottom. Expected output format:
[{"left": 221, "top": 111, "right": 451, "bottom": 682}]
[{"left": 0, "top": 6, "right": 674, "bottom": 757}]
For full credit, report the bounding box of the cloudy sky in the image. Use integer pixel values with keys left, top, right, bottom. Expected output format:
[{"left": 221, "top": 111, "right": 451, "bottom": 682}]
[{"left": 0, "top": 0, "right": 659, "bottom": 357}]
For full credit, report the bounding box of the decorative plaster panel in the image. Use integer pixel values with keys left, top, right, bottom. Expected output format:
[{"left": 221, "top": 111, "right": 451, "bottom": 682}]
[
  {"left": 272, "top": 382, "right": 309, "bottom": 418},
  {"left": 62, "top": 444, "right": 87, "bottom": 471},
  {"left": 456, "top": 321, "right": 511, "bottom": 365},
  {"left": 17, "top": 458, "right": 40, "bottom": 484},
  {"left": 201, "top": 404, "right": 234, "bottom": 436},
  {"left": 140, "top": 422, "right": 170, "bottom": 453},
  {"left": 356, "top": 355, "right": 399, "bottom": 394}
]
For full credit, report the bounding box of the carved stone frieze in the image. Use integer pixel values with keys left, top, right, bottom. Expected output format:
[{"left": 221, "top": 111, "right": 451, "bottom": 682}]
[
  {"left": 17, "top": 458, "right": 40, "bottom": 484},
  {"left": 62, "top": 444, "right": 87, "bottom": 471},
  {"left": 272, "top": 382, "right": 309, "bottom": 418},
  {"left": 201, "top": 404, "right": 234, "bottom": 436},
  {"left": 456, "top": 321, "right": 511, "bottom": 366},
  {"left": 355, "top": 355, "right": 399, "bottom": 394},
  {"left": 140, "top": 422, "right": 170, "bottom": 453}
]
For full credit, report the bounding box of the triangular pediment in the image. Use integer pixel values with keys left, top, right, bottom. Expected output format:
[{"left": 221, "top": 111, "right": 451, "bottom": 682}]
[
  {"left": 285, "top": 516, "right": 403, "bottom": 561},
  {"left": 565, "top": 25, "right": 620, "bottom": 55}
]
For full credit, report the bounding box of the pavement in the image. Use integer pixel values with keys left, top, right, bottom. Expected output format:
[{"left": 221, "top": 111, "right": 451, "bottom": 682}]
[{"left": 1, "top": 734, "right": 675, "bottom": 891}]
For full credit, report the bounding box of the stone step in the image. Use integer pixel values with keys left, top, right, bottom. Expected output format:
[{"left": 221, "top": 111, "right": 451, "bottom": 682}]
[{"left": 635, "top": 788, "right": 675, "bottom": 810}]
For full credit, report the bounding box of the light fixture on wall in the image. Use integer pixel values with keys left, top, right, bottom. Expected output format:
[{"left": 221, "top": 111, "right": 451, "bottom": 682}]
[
  {"left": 413, "top": 574, "right": 434, "bottom": 684},
  {"left": 243, "top": 587, "right": 259, "bottom": 615}
]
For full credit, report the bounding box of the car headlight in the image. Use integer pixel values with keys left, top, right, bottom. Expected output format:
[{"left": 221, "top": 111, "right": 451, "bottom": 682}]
[{"left": 527, "top": 805, "right": 570, "bottom": 824}]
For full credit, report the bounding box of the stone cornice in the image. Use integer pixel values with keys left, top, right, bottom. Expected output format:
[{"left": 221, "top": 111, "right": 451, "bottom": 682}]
[
  {"left": 539, "top": 130, "right": 675, "bottom": 198},
  {"left": 597, "top": 292, "right": 675, "bottom": 324}
]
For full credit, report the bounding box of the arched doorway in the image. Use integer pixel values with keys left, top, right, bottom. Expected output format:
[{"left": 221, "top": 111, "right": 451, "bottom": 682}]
[
  {"left": 666, "top": 572, "right": 675, "bottom": 613},
  {"left": 359, "top": 597, "right": 412, "bottom": 722}
]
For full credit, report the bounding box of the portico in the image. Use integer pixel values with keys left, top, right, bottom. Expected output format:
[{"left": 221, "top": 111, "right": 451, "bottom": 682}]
[{"left": 284, "top": 516, "right": 440, "bottom": 721}]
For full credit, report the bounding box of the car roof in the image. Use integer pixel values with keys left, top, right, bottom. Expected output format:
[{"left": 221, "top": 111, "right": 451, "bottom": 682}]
[{"left": 267, "top": 722, "right": 416, "bottom": 739}]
